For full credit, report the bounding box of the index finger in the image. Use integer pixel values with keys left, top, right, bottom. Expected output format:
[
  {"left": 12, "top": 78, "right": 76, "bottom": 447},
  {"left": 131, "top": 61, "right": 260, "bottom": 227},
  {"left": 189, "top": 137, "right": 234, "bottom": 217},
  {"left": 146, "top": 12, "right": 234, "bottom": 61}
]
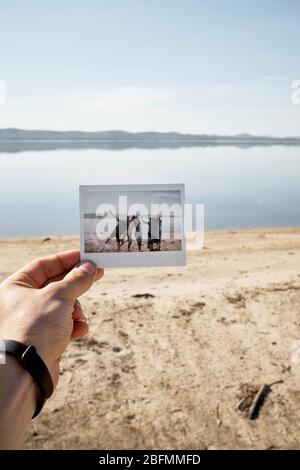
[{"left": 9, "top": 250, "right": 81, "bottom": 288}]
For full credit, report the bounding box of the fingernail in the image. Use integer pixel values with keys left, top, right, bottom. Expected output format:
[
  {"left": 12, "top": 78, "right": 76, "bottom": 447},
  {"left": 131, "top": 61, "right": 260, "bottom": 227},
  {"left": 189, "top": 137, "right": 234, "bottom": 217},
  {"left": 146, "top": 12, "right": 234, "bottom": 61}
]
[{"left": 78, "top": 261, "right": 97, "bottom": 275}]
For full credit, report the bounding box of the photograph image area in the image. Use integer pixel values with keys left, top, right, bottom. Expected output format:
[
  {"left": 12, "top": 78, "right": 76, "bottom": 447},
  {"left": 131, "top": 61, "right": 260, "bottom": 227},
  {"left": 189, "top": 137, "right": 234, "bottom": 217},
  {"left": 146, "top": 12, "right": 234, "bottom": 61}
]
[{"left": 82, "top": 186, "right": 183, "bottom": 254}]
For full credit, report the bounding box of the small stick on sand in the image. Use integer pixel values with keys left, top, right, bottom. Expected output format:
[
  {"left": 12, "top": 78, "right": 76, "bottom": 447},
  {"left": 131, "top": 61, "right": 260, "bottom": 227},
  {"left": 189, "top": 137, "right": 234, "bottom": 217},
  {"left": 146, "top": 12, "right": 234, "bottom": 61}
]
[
  {"left": 216, "top": 403, "right": 222, "bottom": 427},
  {"left": 248, "top": 384, "right": 268, "bottom": 420},
  {"left": 268, "top": 379, "right": 284, "bottom": 387}
]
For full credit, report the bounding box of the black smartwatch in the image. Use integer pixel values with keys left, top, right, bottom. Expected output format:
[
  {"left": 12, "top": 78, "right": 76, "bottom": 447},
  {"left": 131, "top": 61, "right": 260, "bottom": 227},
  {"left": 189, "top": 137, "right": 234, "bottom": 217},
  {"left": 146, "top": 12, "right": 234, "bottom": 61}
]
[{"left": 1, "top": 339, "right": 54, "bottom": 418}]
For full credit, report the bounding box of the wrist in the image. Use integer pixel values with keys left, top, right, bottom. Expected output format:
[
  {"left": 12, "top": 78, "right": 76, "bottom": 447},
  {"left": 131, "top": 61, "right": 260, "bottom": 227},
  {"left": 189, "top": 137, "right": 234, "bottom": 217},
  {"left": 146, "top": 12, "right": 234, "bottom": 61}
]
[
  {"left": 0, "top": 329, "right": 59, "bottom": 386},
  {"left": 1, "top": 338, "right": 55, "bottom": 412}
]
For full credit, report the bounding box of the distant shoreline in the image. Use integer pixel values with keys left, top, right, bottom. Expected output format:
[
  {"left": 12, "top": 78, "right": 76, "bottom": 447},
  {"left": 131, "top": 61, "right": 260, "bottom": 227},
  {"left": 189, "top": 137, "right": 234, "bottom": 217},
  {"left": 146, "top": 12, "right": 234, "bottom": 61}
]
[{"left": 1, "top": 129, "right": 300, "bottom": 152}]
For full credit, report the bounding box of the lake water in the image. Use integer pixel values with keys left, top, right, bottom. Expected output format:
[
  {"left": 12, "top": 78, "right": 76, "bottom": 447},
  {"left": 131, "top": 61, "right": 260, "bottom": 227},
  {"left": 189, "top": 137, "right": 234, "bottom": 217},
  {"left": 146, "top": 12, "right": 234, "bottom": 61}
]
[{"left": 0, "top": 145, "right": 299, "bottom": 236}]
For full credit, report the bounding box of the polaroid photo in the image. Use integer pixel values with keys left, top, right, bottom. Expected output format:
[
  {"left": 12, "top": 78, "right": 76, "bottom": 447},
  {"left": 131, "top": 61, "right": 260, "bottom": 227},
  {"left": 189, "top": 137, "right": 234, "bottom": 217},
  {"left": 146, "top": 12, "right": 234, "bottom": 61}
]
[{"left": 79, "top": 184, "right": 186, "bottom": 268}]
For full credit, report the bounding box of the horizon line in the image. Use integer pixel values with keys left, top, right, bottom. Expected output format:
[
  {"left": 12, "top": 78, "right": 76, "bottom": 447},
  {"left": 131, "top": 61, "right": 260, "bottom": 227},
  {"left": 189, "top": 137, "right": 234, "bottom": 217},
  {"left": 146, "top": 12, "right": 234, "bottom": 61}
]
[{"left": 1, "top": 128, "right": 300, "bottom": 140}]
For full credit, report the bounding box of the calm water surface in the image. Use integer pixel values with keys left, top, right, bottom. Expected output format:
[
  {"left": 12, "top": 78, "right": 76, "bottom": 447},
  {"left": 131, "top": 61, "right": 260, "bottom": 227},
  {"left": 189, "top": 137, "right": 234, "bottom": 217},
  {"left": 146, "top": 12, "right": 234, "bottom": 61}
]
[{"left": 0, "top": 146, "right": 299, "bottom": 236}]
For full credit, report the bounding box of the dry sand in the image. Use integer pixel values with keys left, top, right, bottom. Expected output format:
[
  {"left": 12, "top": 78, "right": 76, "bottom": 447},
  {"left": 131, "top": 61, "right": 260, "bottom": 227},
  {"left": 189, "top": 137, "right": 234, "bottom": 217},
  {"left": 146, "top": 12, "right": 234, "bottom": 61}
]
[
  {"left": 85, "top": 238, "right": 181, "bottom": 253},
  {"left": 1, "top": 228, "right": 300, "bottom": 450}
]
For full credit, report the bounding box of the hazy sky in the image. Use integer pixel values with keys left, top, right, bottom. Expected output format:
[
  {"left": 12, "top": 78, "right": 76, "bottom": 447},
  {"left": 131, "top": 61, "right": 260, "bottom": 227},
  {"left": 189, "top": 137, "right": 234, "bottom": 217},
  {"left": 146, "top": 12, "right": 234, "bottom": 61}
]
[
  {"left": 84, "top": 190, "right": 181, "bottom": 215},
  {"left": 0, "top": 0, "right": 299, "bottom": 135}
]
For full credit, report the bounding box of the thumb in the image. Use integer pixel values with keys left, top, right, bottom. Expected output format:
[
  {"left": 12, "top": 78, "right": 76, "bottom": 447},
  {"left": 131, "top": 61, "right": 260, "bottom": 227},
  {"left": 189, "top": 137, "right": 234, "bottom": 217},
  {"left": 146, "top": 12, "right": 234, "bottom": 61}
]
[{"left": 55, "top": 261, "right": 100, "bottom": 300}]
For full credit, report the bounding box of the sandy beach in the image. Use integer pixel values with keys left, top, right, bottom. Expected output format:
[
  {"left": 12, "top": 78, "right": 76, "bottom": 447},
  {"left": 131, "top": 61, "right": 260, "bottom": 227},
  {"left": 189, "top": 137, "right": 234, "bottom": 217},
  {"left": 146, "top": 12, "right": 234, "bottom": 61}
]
[
  {"left": 1, "top": 228, "right": 300, "bottom": 450},
  {"left": 85, "top": 238, "right": 182, "bottom": 253}
]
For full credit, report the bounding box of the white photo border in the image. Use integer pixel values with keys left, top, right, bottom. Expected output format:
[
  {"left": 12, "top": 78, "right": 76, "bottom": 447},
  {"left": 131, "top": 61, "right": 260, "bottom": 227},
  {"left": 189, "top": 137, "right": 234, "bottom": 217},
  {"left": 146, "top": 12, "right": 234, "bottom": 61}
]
[{"left": 79, "top": 184, "right": 186, "bottom": 268}]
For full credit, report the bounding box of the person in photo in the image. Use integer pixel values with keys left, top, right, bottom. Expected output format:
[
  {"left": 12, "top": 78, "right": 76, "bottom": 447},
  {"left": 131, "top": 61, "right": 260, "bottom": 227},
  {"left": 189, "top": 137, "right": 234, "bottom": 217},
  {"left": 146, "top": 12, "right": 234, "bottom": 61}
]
[
  {"left": 128, "top": 212, "right": 143, "bottom": 252},
  {"left": 147, "top": 213, "right": 162, "bottom": 251},
  {"left": 108, "top": 210, "right": 127, "bottom": 252}
]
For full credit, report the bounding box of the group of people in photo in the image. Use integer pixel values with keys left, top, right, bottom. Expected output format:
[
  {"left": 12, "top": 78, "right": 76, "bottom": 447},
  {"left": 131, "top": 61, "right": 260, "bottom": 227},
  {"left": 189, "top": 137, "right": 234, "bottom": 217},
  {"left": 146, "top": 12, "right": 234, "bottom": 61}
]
[{"left": 108, "top": 210, "right": 162, "bottom": 252}]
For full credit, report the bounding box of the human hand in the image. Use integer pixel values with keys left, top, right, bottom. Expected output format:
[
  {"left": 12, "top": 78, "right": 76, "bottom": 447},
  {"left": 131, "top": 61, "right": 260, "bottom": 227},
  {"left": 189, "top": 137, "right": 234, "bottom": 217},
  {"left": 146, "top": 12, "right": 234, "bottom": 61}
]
[{"left": 0, "top": 250, "right": 103, "bottom": 387}]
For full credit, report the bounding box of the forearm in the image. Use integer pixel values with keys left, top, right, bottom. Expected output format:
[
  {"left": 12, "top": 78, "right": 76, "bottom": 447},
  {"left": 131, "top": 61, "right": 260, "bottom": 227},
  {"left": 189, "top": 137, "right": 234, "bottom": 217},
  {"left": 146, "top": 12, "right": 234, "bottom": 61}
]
[
  {"left": 0, "top": 253, "right": 101, "bottom": 449},
  {"left": 0, "top": 355, "right": 37, "bottom": 449}
]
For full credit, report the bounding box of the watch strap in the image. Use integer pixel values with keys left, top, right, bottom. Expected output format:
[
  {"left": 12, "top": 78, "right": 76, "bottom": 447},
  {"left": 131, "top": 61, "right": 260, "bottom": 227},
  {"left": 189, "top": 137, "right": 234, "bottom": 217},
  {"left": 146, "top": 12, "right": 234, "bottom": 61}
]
[{"left": 1, "top": 339, "right": 54, "bottom": 418}]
